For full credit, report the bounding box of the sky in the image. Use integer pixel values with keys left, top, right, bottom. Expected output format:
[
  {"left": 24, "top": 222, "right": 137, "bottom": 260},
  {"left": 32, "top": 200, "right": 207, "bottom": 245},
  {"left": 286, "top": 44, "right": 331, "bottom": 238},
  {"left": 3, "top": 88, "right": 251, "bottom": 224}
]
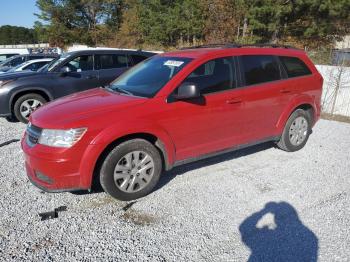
[{"left": 0, "top": 0, "right": 39, "bottom": 28}]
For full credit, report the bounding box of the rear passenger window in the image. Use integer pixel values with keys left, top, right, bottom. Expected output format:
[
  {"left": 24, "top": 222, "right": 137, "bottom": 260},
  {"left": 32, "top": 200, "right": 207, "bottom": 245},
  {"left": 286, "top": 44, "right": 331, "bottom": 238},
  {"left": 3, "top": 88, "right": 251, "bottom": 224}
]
[
  {"left": 241, "top": 55, "right": 281, "bottom": 85},
  {"left": 98, "top": 54, "right": 129, "bottom": 69},
  {"left": 131, "top": 55, "right": 148, "bottom": 65},
  {"left": 279, "top": 56, "right": 312, "bottom": 77},
  {"left": 183, "top": 57, "right": 235, "bottom": 94}
]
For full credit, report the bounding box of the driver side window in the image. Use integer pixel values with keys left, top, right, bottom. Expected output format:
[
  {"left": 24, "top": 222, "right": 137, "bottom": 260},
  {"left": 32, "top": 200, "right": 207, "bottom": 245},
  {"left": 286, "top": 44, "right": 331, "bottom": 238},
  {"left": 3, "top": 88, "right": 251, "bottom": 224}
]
[
  {"left": 183, "top": 57, "right": 236, "bottom": 95},
  {"left": 64, "top": 55, "right": 93, "bottom": 72}
]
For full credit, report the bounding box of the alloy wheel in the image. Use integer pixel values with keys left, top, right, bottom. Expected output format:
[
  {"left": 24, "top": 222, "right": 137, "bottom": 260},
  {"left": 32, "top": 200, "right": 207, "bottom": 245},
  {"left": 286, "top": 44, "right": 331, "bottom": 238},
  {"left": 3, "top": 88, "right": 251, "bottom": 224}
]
[{"left": 113, "top": 151, "right": 155, "bottom": 193}]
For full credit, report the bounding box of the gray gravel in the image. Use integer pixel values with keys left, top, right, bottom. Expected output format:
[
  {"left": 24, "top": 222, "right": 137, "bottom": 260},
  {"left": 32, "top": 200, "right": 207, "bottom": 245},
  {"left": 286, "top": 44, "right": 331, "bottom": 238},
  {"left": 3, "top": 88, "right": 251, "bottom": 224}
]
[{"left": 0, "top": 118, "right": 349, "bottom": 261}]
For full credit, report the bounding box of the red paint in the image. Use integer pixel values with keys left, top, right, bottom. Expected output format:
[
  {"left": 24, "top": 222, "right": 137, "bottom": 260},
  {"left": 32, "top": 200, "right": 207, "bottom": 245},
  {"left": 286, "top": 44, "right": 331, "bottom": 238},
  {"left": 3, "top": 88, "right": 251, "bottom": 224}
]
[{"left": 21, "top": 47, "right": 323, "bottom": 191}]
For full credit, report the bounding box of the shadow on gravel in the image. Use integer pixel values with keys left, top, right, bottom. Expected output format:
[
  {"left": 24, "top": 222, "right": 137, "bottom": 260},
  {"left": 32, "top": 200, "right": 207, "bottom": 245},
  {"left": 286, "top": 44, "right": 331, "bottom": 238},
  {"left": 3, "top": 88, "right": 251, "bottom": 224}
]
[
  {"left": 156, "top": 141, "right": 275, "bottom": 191},
  {"left": 239, "top": 202, "right": 318, "bottom": 262},
  {"left": 0, "top": 139, "right": 20, "bottom": 147}
]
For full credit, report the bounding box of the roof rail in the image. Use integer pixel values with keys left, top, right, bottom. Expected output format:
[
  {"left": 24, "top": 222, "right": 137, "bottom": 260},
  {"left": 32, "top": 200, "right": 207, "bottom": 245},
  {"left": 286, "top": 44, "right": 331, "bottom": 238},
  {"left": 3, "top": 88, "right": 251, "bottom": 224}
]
[
  {"left": 180, "top": 43, "right": 241, "bottom": 50},
  {"left": 180, "top": 43, "right": 299, "bottom": 50},
  {"left": 240, "top": 43, "right": 298, "bottom": 49}
]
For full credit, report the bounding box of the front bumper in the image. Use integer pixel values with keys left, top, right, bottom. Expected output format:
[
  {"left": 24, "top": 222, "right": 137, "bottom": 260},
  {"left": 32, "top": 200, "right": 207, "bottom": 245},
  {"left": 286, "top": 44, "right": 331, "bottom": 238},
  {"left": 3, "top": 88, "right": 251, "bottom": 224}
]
[
  {"left": 0, "top": 87, "right": 11, "bottom": 116},
  {"left": 21, "top": 136, "right": 88, "bottom": 192}
]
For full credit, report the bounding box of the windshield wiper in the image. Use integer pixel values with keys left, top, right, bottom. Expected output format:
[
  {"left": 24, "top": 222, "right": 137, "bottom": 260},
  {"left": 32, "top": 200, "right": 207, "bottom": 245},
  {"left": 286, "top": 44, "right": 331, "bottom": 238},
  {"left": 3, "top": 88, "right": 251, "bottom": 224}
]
[{"left": 110, "top": 85, "right": 134, "bottom": 96}]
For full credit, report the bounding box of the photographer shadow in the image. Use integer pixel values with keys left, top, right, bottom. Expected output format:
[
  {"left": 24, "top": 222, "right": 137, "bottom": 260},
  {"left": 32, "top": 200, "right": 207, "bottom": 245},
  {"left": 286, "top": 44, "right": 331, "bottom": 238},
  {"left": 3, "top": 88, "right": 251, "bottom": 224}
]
[{"left": 239, "top": 202, "right": 318, "bottom": 262}]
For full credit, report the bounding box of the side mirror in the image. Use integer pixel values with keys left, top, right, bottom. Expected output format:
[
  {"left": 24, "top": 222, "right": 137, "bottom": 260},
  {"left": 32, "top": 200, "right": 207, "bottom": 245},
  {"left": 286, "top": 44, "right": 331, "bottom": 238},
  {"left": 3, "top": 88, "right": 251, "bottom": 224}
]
[
  {"left": 173, "top": 82, "right": 201, "bottom": 100},
  {"left": 59, "top": 66, "right": 70, "bottom": 76}
]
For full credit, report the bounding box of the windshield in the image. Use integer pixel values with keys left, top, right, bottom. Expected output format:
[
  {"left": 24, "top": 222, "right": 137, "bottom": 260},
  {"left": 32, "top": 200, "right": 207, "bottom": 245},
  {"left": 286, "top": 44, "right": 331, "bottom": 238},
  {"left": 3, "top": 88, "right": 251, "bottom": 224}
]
[
  {"left": 38, "top": 64, "right": 49, "bottom": 72},
  {"left": 46, "top": 53, "right": 71, "bottom": 72},
  {"left": 0, "top": 55, "right": 17, "bottom": 66},
  {"left": 109, "top": 56, "right": 192, "bottom": 98},
  {"left": 7, "top": 61, "right": 30, "bottom": 72}
]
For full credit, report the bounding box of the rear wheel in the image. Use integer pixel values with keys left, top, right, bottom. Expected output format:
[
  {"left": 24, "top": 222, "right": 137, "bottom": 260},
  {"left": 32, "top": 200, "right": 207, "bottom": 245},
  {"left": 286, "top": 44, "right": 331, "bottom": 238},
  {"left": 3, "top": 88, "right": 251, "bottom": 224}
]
[
  {"left": 277, "top": 109, "right": 311, "bottom": 152},
  {"left": 14, "top": 93, "right": 46, "bottom": 123},
  {"left": 100, "top": 139, "right": 162, "bottom": 201}
]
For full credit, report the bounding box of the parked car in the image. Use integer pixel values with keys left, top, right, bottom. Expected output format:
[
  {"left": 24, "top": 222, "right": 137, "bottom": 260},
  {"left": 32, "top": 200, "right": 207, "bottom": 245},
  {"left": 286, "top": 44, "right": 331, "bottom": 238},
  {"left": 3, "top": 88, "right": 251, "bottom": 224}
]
[
  {"left": 22, "top": 44, "right": 323, "bottom": 201},
  {"left": 0, "top": 49, "right": 156, "bottom": 123},
  {"left": 0, "top": 53, "right": 58, "bottom": 73},
  {"left": 0, "top": 58, "right": 54, "bottom": 74},
  {"left": 0, "top": 53, "right": 19, "bottom": 63}
]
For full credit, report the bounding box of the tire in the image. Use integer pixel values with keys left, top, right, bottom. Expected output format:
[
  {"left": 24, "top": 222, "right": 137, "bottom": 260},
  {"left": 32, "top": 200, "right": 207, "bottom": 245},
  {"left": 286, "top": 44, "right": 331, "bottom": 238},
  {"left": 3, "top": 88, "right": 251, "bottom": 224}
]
[
  {"left": 100, "top": 139, "right": 162, "bottom": 201},
  {"left": 5, "top": 115, "right": 18, "bottom": 123},
  {"left": 277, "top": 109, "right": 311, "bottom": 152},
  {"left": 14, "top": 93, "right": 47, "bottom": 124}
]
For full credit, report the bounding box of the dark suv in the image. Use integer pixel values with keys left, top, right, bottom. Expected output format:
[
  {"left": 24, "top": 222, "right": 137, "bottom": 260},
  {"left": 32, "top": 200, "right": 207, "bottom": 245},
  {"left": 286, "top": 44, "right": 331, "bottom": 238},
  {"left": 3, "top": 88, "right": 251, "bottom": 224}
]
[
  {"left": 22, "top": 44, "right": 323, "bottom": 201},
  {"left": 0, "top": 54, "right": 58, "bottom": 73},
  {"left": 0, "top": 49, "right": 156, "bottom": 123}
]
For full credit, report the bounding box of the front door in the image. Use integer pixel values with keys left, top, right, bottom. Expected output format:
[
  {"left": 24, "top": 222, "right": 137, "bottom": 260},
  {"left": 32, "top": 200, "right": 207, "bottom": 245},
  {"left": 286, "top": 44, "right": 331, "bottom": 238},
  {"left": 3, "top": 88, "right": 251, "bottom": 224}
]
[
  {"left": 53, "top": 54, "right": 100, "bottom": 98},
  {"left": 160, "top": 56, "right": 246, "bottom": 161}
]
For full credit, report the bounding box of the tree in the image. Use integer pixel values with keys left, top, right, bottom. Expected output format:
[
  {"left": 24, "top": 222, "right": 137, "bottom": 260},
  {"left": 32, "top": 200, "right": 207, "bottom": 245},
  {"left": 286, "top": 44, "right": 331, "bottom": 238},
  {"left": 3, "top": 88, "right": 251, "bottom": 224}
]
[
  {"left": 35, "top": 0, "right": 123, "bottom": 47},
  {"left": 244, "top": 0, "right": 350, "bottom": 45}
]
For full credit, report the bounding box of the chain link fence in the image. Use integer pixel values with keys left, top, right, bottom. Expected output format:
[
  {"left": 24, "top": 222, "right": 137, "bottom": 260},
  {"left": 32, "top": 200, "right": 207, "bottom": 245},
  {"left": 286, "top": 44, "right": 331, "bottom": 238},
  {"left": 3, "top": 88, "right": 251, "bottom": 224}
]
[{"left": 308, "top": 49, "right": 350, "bottom": 119}]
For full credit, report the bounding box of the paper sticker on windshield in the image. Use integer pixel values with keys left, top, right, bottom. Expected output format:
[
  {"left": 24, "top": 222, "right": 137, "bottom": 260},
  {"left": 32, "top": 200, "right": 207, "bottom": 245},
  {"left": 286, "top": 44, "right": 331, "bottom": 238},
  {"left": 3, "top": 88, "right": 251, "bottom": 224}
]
[{"left": 164, "top": 60, "right": 184, "bottom": 67}]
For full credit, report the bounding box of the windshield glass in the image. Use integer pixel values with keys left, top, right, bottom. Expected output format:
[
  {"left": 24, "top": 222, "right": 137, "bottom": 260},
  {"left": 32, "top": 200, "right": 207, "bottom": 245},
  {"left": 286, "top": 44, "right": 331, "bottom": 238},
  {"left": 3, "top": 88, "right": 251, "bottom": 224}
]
[
  {"left": 7, "top": 61, "right": 30, "bottom": 72},
  {"left": 0, "top": 55, "right": 17, "bottom": 66},
  {"left": 109, "top": 56, "right": 192, "bottom": 98},
  {"left": 38, "top": 64, "right": 49, "bottom": 72},
  {"left": 46, "top": 53, "right": 71, "bottom": 72}
]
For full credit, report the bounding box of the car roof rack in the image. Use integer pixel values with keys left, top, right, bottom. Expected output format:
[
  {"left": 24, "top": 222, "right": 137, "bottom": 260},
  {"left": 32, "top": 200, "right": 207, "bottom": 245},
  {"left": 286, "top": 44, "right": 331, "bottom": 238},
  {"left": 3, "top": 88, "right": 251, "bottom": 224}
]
[
  {"left": 180, "top": 43, "right": 299, "bottom": 50},
  {"left": 180, "top": 43, "right": 240, "bottom": 50}
]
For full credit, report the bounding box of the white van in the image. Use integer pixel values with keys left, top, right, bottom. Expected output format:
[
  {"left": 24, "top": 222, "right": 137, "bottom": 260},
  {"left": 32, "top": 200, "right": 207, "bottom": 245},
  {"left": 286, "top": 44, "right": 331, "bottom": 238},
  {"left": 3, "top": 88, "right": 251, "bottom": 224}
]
[{"left": 0, "top": 49, "right": 29, "bottom": 63}]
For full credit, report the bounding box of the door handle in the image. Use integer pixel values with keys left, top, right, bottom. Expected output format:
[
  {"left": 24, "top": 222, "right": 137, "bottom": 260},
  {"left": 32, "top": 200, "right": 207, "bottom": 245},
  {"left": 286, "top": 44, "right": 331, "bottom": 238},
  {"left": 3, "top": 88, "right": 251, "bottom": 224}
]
[
  {"left": 280, "top": 89, "right": 291, "bottom": 94},
  {"left": 226, "top": 98, "right": 242, "bottom": 104}
]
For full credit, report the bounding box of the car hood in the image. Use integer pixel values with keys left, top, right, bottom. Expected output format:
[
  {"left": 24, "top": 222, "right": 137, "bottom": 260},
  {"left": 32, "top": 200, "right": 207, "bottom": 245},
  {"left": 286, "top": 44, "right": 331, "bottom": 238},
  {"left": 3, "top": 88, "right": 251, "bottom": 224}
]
[
  {"left": 31, "top": 88, "right": 148, "bottom": 128},
  {"left": 0, "top": 70, "right": 42, "bottom": 81}
]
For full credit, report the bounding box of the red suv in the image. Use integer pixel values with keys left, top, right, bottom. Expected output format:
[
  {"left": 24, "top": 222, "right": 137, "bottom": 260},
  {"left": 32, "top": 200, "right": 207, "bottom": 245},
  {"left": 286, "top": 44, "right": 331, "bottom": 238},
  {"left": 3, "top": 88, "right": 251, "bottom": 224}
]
[{"left": 22, "top": 44, "right": 323, "bottom": 200}]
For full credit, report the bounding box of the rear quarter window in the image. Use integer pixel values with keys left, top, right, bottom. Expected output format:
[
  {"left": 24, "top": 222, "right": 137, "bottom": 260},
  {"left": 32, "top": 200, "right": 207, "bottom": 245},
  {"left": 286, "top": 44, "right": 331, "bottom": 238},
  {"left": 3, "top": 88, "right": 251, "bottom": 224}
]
[{"left": 279, "top": 56, "right": 312, "bottom": 78}]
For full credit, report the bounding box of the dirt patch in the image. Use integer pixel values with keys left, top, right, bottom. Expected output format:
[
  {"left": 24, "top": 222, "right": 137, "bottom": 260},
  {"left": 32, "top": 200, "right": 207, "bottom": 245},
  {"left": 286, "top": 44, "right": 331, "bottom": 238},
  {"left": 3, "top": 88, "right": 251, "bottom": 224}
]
[
  {"left": 121, "top": 210, "right": 157, "bottom": 226},
  {"left": 321, "top": 113, "right": 350, "bottom": 124}
]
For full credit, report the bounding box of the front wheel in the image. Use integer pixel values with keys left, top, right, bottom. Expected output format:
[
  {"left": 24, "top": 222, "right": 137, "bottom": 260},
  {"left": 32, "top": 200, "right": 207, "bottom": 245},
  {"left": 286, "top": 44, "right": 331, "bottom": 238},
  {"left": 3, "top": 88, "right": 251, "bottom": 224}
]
[
  {"left": 277, "top": 109, "right": 311, "bottom": 152},
  {"left": 13, "top": 93, "right": 47, "bottom": 123},
  {"left": 100, "top": 139, "right": 162, "bottom": 201}
]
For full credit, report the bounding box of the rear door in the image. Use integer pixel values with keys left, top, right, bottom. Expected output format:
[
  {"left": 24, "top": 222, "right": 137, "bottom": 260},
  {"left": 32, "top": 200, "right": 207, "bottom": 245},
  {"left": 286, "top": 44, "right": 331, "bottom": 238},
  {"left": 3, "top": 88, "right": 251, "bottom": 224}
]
[
  {"left": 237, "top": 55, "right": 291, "bottom": 141},
  {"left": 95, "top": 53, "right": 131, "bottom": 86}
]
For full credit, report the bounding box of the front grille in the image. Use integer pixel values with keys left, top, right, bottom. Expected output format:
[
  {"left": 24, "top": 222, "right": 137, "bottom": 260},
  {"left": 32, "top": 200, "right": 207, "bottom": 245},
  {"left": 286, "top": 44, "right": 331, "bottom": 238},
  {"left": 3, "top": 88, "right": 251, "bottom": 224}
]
[{"left": 26, "top": 123, "right": 42, "bottom": 147}]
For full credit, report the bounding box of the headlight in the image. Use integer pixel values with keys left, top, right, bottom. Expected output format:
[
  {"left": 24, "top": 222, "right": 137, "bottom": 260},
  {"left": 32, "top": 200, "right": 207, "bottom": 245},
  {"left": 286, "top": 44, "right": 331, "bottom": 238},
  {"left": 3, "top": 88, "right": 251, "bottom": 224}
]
[{"left": 38, "top": 128, "right": 87, "bottom": 148}]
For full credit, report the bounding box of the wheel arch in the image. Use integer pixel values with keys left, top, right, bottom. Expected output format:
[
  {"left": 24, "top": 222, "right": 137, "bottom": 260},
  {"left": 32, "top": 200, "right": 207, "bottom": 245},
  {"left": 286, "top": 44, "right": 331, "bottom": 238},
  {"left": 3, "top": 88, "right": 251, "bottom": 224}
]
[
  {"left": 276, "top": 96, "right": 318, "bottom": 134},
  {"left": 9, "top": 88, "right": 53, "bottom": 114},
  {"left": 79, "top": 128, "right": 176, "bottom": 190}
]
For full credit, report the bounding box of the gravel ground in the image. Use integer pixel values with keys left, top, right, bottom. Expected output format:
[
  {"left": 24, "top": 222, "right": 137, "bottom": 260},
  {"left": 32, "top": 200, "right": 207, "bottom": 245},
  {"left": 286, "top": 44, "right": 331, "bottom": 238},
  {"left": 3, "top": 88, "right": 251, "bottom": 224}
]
[{"left": 0, "top": 118, "right": 349, "bottom": 261}]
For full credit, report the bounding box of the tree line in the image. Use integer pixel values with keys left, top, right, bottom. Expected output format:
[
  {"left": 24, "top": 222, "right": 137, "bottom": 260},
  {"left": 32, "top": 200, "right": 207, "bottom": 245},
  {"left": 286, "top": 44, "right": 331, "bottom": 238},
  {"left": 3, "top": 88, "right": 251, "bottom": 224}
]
[
  {"left": 0, "top": 26, "right": 38, "bottom": 45},
  {"left": 1, "top": 0, "right": 350, "bottom": 49}
]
